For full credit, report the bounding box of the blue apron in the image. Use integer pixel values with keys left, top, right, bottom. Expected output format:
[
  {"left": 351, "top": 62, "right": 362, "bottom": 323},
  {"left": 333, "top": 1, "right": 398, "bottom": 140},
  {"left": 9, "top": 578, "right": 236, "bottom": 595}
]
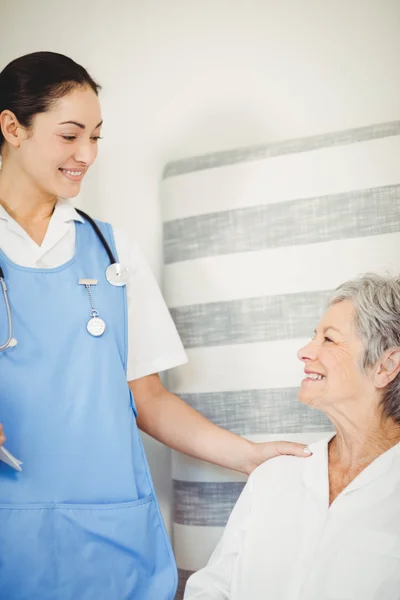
[{"left": 0, "top": 219, "right": 177, "bottom": 599}]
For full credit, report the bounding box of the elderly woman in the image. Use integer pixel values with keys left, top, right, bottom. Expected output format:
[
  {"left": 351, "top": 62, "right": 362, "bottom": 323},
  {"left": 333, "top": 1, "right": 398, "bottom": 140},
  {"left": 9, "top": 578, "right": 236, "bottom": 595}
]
[{"left": 184, "top": 274, "right": 400, "bottom": 600}]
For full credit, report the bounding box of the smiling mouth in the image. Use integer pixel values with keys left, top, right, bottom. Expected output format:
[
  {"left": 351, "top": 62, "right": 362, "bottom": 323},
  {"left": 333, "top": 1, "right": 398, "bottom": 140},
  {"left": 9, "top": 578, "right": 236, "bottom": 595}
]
[
  {"left": 303, "top": 373, "right": 326, "bottom": 382},
  {"left": 59, "top": 168, "right": 85, "bottom": 180}
]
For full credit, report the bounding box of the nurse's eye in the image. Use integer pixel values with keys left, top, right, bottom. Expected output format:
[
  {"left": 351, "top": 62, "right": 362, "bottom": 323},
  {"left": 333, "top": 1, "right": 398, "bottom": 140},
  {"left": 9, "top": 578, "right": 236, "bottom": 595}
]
[
  {"left": 90, "top": 136, "right": 103, "bottom": 142},
  {"left": 61, "top": 135, "right": 77, "bottom": 141}
]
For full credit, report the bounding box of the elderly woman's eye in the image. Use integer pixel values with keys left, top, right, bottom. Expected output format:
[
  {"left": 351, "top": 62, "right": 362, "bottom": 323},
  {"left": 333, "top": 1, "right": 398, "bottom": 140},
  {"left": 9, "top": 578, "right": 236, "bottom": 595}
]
[{"left": 324, "top": 336, "right": 333, "bottom": 343}]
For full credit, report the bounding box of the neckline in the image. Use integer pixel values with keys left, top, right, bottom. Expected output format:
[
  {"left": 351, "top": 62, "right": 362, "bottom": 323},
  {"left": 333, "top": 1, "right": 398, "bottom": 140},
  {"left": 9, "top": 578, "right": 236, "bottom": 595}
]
[
  {"left": 302, "top": 435, "right": 400, "bottom": 508},
  {"left": 329, "top": 437, "right": 400, "bottom": 506},
  {"left": 0, "top": 221, "right": 84, "bottom": 274}
]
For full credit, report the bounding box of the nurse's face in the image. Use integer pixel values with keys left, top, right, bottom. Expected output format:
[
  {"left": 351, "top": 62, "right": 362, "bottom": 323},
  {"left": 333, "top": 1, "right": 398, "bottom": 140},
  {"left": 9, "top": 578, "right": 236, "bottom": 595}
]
[
  {"left": 297, "top": 300, "right": 374, "bottom": 416},
  {"left": 15, "top": 85, "right": 102, "bottom": 199}
]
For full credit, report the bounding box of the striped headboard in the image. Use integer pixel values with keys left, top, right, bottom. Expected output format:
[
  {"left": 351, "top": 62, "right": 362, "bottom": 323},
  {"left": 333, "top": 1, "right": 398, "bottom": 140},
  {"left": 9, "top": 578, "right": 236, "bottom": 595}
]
[{"left": 161, "top": 121, "right": 400, "bottom": 598}]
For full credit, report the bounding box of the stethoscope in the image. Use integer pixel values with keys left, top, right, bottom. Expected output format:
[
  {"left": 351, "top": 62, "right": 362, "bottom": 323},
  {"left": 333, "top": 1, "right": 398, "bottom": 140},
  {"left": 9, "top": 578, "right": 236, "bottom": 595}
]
[
  {"left": 0, "top": 209, "right": 129, "bottom": 350},
  {"left": 76, "top": 209, "right": 129, "bottom": 287},
  {"left": 0, "top": 268, "right": 17, "bottom": 351}
]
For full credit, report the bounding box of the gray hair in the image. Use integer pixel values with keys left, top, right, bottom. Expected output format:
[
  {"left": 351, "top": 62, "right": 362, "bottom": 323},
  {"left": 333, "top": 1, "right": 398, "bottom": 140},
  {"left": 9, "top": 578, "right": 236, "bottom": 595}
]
[{"left": 328, "top": 274, "right": 400, "bottom": 423}]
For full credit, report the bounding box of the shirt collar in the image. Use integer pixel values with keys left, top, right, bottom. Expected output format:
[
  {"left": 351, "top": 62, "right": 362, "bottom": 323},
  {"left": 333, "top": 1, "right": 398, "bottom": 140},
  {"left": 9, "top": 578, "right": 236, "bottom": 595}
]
[
  {"left": 0, "top": 199, "right": 85, "bottom": 225},
  {"left": 301, "top": 434, "right": 332, "bottom": 506},
  {"left": 302, "top": 435, "right": 400, "bottom": 504},
  {"left": 47, "top": 199, "right": 85, "bottom": 224},
  {"left": 0, "top": 203, "right": 12, "bottom": 222}
]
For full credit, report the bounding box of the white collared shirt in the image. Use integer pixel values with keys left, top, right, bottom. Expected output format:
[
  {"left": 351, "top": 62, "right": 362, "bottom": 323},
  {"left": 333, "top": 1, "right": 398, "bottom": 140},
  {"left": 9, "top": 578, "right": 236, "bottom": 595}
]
[
  {"left": 0, "top": 200, "right": 187, "bottom": 381},
  {"left": 185, "top": 435, "right": 400, "bottom": 600}
]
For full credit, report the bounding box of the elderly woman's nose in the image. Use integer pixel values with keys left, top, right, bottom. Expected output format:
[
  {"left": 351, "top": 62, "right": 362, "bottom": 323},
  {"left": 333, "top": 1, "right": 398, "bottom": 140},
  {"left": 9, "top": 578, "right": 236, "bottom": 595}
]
[{"left": 297, "top": 341, "right": 317, "bottom": 362}]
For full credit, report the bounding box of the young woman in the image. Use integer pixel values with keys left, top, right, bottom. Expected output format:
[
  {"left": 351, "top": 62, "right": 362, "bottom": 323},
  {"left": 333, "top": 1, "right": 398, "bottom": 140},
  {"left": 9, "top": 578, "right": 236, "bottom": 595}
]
[{"left": 0, "top": 51, "right": 309, "bottom": 600}]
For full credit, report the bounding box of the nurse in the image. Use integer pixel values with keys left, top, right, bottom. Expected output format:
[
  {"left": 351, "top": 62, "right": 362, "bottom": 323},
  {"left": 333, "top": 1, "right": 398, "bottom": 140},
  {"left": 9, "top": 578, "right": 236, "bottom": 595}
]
[{"left": 0, "top": 51, "right": 310, "bottom": 600}]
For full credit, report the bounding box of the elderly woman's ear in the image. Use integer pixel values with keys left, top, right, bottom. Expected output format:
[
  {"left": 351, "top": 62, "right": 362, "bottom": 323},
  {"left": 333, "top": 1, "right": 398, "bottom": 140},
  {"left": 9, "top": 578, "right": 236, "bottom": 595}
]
[{"left": 374, "top": 348, "right": 400, "bottom": 389}]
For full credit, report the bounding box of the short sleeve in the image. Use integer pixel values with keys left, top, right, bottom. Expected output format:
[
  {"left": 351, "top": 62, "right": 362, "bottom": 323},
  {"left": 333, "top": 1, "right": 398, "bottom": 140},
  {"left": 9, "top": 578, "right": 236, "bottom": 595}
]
[{"left": 113, "top": 228, "right": 188, "bottom": 381}]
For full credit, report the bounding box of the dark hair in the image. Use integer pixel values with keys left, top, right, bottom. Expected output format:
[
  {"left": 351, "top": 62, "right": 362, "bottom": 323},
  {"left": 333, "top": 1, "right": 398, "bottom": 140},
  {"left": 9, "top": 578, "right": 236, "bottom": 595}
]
[{"left": 0, "top": 51, "right": 101, "bottom": 150}]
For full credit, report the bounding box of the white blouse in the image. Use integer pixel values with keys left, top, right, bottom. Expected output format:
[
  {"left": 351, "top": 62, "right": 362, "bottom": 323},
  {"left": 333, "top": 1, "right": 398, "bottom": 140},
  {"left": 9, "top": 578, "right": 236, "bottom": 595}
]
[
  {"left": 185, "top": 435, "right": 400, "bottom": 600},
  {"left": 0, "top": 200, "right": 187, "bottom": 381}
]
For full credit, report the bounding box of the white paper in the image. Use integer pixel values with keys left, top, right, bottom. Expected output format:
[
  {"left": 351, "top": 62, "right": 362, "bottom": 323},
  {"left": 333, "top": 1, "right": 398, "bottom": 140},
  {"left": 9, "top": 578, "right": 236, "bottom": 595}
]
[{"left": 0, "top": 447, "right": 22, "bottom": 471}]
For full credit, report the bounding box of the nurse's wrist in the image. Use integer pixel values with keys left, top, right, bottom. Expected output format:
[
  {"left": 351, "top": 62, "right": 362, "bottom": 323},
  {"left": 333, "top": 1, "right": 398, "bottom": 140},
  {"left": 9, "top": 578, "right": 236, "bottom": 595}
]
[{"left": 235, "top": 438, "right": 258, "bottom": 476}]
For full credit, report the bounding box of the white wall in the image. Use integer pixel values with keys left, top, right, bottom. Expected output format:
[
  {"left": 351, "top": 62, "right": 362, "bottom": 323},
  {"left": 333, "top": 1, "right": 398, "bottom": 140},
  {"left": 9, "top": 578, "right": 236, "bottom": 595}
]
[{"left": 1, "top": 0, "right": 399, "bottom": 532}]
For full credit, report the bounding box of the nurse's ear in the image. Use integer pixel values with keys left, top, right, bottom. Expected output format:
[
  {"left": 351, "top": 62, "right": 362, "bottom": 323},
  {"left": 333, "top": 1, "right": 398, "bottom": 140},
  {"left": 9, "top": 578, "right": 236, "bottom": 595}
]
[{"left": 0, "top": 110, "right": 28, "bottom": 148}]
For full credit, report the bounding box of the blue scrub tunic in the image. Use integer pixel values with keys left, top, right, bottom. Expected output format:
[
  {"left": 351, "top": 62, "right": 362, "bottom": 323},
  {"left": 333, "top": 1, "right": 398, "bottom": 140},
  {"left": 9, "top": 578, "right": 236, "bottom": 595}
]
[{"left": 0, "top": 219, "right": 177, "bottom": 599}]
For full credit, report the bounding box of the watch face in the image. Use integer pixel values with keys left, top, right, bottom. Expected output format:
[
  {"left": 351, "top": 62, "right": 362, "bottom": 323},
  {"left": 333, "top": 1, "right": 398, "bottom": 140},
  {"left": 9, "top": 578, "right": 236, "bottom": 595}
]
[
  {"left": 106, "top": 263, "right": 129, "bottom": 286},
  {"left": 87, "top": 317, "right": 106, "bottom": 337}
]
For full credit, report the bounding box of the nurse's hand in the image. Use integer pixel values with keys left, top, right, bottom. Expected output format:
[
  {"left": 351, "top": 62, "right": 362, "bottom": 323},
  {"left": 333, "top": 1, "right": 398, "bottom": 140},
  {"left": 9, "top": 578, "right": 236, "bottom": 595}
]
[
  {"left": 0, "top": 424, "right": 6, "bottom": 447},
  {"left": 245, "top": 440, "right": 312, "bottom": 474}
]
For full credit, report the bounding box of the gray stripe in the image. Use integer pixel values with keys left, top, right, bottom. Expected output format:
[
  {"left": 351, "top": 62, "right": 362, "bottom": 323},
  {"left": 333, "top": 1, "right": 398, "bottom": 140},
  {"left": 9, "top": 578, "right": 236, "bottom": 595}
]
[
  {"left": 176, "top": 569, "right": 194, "bottom": 600},
  {"left": 164, "top": 184, "right": 400, "bottom": 263},
  {"left": 163, "top": 121, "right": 400, "bottom": 178},
  {"left": 174, "top": 481, "right": 245, "bottom": 526},
  {"left": 180, "top": 388, "right": 333, "bottom": 435},
  {"left": 170, "top": 290, "right": 330, "bottom": 348}
]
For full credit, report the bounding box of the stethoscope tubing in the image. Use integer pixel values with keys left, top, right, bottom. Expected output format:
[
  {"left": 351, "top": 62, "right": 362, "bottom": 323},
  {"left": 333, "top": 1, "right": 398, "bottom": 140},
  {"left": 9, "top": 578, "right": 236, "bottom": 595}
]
[
  {"left": 75, "top": 209, "right": 117, "bottom": 265},
  {"left": 0, "top": 272, "right": 15, "bottom": 351},
  {"left": 0, "top": 210, "right": 119, "bottom": 351}
]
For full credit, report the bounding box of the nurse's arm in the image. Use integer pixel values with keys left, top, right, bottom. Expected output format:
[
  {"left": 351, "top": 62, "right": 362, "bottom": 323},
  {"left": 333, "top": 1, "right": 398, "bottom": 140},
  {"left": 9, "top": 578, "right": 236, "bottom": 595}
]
[
  {"left": 128, "top": 374, "right": 310, "bottom": 475},
  {"left": 183, "top": 473, "right": 254, "bottom": 599}
]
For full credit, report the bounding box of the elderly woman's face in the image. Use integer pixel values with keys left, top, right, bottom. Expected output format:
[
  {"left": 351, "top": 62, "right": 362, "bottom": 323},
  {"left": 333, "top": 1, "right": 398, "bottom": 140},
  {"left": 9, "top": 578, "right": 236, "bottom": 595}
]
[{"left": 297, "top": 300, "right": 372, "bottom": 411}]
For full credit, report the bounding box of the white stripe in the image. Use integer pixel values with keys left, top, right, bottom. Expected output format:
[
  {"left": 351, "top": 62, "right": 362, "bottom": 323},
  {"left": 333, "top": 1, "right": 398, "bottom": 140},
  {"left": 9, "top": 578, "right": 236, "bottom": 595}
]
[
  {"left": 172, "top": 432, "right": 330, "bottom": 483},
  {"left": 164, "top": 233, "right": 400, "bottom": 308},
  {"left": 174, "top": 524, "right": 224, "bottom": 571},
  {"left": 168, "top": 339, "right": 308, "bottom": 395},
  {"left": 162, "top": 136, "right": 400, "bottom": 222}
]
